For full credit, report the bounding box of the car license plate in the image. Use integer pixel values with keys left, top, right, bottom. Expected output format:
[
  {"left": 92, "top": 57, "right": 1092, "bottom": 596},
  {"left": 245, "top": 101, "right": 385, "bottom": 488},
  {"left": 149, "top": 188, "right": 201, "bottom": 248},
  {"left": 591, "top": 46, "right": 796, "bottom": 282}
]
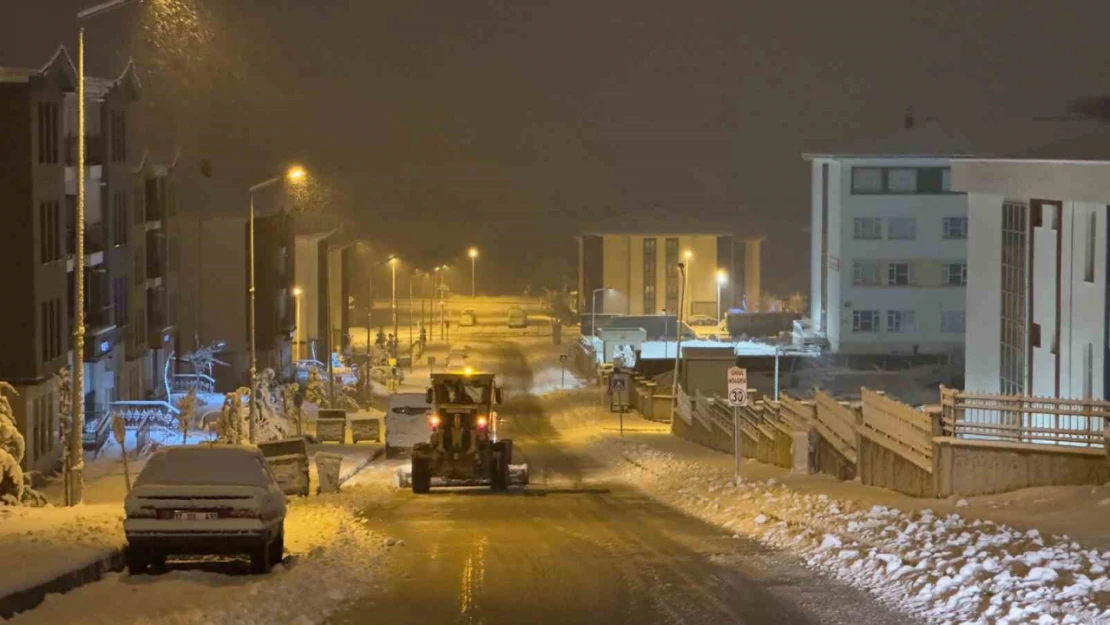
[{"left": 172, "top": 511, "right": 218, "bottom": 521}]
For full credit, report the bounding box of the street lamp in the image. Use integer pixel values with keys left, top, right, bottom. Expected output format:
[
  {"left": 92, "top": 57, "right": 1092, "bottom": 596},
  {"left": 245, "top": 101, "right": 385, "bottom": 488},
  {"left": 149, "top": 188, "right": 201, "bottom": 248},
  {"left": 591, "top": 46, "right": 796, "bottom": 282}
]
[
  {"left": 390, "top": 257, "right": 399, "bottom": 346},
  {"left": 292, "top": 286, "right": 302, "bottom": 361},
  {"left": 590, "top": 288, "right": 609, "bottom": 338},
  {"left": 248, "top": 165, "right": 307, "bottom": 443},
  {"left": 468, "top": 247, "right": 478, "bottom": 297},
  {"left": 682, "top": 250, "right": 693, "bottom": 322},
  {"left": 70, "top": 0, "right": 146, "bottom": 507},
  {"left": 716, "top": 270, "right": 728, "bottom": 322}
]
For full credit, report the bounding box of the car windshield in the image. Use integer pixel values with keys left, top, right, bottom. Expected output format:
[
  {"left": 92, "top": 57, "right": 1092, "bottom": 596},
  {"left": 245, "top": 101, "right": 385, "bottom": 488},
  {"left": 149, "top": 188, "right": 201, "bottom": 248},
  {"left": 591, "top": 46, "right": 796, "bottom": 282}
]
[
  {"left": 135, "top": 448, "right": 272, "bottom": 488},
  {"left": 434, "top": 379, "right": 490, "bottom": 404}
]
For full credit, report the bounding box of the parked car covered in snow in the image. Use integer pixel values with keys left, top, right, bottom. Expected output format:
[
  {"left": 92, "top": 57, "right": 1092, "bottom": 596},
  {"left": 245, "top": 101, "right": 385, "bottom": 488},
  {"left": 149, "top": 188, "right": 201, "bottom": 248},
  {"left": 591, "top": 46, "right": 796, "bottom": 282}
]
[
  {"left": 507, "top": 306, "right": 528, "bottom": 328},
  {"left": 459, "top": 308, "right": 477, "bottom": 327},
  {"left": 123, "top": 445, "right": 287, "bottom": 575}
]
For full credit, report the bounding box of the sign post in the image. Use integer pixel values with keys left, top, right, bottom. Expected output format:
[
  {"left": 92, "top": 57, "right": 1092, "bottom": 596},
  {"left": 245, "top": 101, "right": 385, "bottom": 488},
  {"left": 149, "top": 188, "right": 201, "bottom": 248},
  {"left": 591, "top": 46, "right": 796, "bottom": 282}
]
[
  {"left": 726, "top": 366, "right": 749, "bottom": 484},
  {"left": 559, "top": 354, "right": 568, "bottom": 389},
  {"left": 609, "top": 369, "right": 631, "bottom": 436}
]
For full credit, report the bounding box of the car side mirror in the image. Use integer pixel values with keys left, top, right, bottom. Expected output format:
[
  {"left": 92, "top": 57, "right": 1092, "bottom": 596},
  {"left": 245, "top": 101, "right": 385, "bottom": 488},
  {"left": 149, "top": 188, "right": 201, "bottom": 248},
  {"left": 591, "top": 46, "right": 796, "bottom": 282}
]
[
  {"left": 495, "top": 387, "right": 503, "bottom": 405},
  {"left": 425, "top": 388, "right": 434, "bottom": 404}
]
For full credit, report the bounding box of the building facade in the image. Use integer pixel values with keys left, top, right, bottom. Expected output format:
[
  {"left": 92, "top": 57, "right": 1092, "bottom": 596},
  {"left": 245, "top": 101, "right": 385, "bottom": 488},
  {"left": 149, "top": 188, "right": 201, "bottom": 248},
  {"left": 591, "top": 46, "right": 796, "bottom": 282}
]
[
  {"left": 0, "top": 48, "right": 75, "bottom": 472},
  {"left": 955, "top": 157, "right": 1110, "bottom": 399},
  {"left": 577, "top": 232, "right": 735, "bottom": 320},
  {"left": 804, "top": 154, "right": 968, "bottom": 355}
]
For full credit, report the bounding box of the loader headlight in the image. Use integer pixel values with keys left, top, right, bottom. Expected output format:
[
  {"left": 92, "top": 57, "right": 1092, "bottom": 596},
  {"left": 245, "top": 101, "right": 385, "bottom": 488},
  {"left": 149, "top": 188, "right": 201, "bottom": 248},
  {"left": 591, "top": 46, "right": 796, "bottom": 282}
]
[
  {"left": 429, "top": 414, "right": 441, "bottom": 428},
  {"left": 476, "top": 416, "right": 488, "bottom": 429}
]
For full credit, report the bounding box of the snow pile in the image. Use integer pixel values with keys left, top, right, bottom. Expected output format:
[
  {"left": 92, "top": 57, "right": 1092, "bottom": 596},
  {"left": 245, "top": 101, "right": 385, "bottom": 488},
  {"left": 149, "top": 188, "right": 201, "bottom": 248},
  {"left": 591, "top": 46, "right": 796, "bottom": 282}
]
[{"left": 594, "top": 438, "right": 1110, "bottom": 625}]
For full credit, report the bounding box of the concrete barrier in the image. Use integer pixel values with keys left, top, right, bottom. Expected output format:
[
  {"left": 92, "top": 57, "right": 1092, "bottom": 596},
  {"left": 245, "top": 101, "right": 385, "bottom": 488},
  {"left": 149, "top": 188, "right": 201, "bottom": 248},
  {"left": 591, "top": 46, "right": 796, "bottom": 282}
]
[
  {"left": 858, "top": 434, "right": 935, "bottom": 498},
  {"left": 934, "top": 437, "right": 1110, "bottom": 497}
]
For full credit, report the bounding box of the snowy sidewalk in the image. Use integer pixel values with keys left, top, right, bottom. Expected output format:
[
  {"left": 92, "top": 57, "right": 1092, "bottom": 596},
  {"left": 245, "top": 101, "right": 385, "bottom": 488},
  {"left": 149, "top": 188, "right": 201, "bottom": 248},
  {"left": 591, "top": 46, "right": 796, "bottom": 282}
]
[{"left": 570, "top": 403, "right": 1110, "bottom": 624}]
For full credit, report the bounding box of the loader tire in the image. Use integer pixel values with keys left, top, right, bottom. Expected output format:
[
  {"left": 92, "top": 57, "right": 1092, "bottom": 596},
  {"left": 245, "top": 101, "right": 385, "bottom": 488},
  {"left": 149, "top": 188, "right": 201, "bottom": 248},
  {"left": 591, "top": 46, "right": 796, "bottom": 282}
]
[
  {"left": 490, "top": 443, "right": 508, "bottom": 492},
  {"left": 412, "top": 456, "right": 431, "bottom": 494}
]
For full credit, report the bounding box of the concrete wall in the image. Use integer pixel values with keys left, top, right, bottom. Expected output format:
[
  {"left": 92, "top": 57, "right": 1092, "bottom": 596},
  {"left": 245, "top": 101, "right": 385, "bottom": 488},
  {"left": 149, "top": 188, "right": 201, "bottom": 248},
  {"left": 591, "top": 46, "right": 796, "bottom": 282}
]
[
  {"left": 934, "top": 437, "right": 1109, "bottom": 497},
  {"left": 965, "top": 193, "right": 1004, "bottom": 394},
  {"left": 813, "top": 433, "right": 856, "bottom": 481},
  {"left": 857, "top": 434, "right": 935, "bottom": 497}
]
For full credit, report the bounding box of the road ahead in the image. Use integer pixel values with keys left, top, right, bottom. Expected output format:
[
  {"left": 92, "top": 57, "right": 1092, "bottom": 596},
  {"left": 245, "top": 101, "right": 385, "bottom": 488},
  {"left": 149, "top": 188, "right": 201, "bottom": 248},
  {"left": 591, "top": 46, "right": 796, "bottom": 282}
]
[{"left": 329, "top": 340, "right": 912, "bottom": 625}]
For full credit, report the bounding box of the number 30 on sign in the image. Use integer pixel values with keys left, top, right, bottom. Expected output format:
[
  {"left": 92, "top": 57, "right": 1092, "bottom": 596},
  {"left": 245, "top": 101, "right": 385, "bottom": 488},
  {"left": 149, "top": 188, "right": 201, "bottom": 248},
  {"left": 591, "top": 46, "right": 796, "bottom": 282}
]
[{"left": 727, "top": 366, "right": 748, "bottom": 407}]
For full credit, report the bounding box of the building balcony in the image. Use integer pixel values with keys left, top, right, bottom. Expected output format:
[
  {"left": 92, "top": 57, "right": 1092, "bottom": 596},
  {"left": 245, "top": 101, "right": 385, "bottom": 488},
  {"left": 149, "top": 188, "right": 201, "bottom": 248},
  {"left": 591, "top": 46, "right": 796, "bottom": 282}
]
[
  {"left": 84, "top": 324, "right": 120, "bottom": 362},
  {"left": 66, "top": 134, "right": 105, "bottom": 167}
]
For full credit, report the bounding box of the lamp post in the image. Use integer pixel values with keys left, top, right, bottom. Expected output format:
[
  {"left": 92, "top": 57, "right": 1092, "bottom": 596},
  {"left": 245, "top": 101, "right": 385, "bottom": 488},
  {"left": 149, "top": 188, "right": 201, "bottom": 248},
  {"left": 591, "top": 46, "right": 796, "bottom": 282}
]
[
  {"left": 670, "top": 262, "right": 687, "bottom": 430},
  {"left": 390, "top": 257, "right": 399, "bottom": 348},
  {"left": 468, "top": 247, "right": 478, "bottom": 297},
  {"left": 248, "top": 165, "right": 307, "bottom": 443},
  {"left": 716, "top": 269, "right": 727, "bottom": 322},
  {"left": 364, "top": 252, "right": 396, "bottom": 360},
  {"left": 292, "top": 287, "right": 302, "bottom": 361},
  {"left": 590, "top": 288, "right": 608, "bottom": 338},
  {"left": 70, "top": 0, "right": 145, "bottom": 506},
  {"left": 682, "top": 250, "right": 693, "bottom": 321}
]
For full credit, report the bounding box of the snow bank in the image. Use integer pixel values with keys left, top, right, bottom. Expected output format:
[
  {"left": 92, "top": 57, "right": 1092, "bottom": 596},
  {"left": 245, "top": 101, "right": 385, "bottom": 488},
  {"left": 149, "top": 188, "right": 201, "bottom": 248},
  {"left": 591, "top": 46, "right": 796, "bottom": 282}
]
[
  {"left": 5, "top": 485, "right": 390, "bottom": 625},
  {"left": 593, "top": 438, "right": 1110, "bottom": 625}
]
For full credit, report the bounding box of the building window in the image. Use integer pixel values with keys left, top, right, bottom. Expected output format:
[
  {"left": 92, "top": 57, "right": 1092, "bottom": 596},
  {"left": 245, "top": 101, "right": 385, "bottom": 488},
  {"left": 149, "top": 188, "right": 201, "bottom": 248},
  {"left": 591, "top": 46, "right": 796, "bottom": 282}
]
[
  {"left": 1000, "top": 201, "right": 1027, "bottom": 395},
  {"left": 664, "top": 237, "right": 679, "bottom": 313},
  {"left": 37, "top": 102, "right": 59, "bottom": 164},
  {"left": 887, "top": 310, "right": 914, "bottom": 333},
  {"left": 853, "top": 217, "right": 882, "bottom": 240},
  {"left": 111, "top": 110, "right": 127, "bottom": 162},
  {"left": 1085, "top": 210, "right": 1096, "bottom": 283},
  {"left": 887, "top": 169, "right": 917, "bottom": 193},
  {"left": 40, "top": 201, "right": 60, "bottom": 263},
  {"left": 943, "top": 263, "right": 967, "bottom": 286},
  {"left": 643, "top": 238, "right": 657, "bottom": 314},
  {"left": 887, "top": 262, "right": 911, "bottom": 286},
  {"left": 942, "top": 216, "right": 968, "bottom": 240},
  {"left": 851, "top": 166, "right": 954, "bottom": 195},
  {"left": 852, "top": 261, "right": 880, "bottom": 286},
  {"left": 941, "top": 311, "right": 966, "bottom": 333},
  {"left": 887, "top": 217, "right": 917, "bottom": 240},
  {"left": 852, "top": 310, "right": 880, "bottom": 333},
  {"left": 112, "top": 192, "right": 128, "bottom": 246},
  {"left": 851, "top": 168, "right": 883, "bottom": 193}
]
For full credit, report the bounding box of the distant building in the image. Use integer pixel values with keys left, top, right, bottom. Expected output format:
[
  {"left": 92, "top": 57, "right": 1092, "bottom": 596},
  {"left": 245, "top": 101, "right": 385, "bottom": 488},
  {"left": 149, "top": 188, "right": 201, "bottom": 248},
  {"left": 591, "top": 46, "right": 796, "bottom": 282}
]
[
  {"left": 953, "top": 121, "right": 1110, "bottom": 398},
  {"left": 804, "top": 131, "right": 969, "bottom": 356},
  {"left": 577, "top": 231, "right": 735, "bottom": 320}
]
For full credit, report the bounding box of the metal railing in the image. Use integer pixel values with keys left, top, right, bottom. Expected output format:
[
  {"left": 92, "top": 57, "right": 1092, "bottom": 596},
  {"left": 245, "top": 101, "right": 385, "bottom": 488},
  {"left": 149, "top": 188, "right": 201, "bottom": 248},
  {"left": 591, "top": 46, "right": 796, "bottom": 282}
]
[
  {"left": 172, "top": 373, "right": 215, "bottom": 394},
  {"left": 940, "top": 386, "right": 1107, "bottom": 448},
  {"left": 109, "top": 400, "right": 180, "bottom": 453}
]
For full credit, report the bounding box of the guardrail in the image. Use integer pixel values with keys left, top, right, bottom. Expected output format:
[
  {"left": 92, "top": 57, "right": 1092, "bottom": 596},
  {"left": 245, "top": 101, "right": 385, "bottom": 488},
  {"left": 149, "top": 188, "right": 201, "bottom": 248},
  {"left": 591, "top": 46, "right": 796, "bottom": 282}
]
[
  {"left": 109, "top": 400, "right": 180, "bottom": 453},
  {"left": 940, "top": 386, "right": 1107, "bottom": 448},
  {"left": 860, "top": 388, "right": 934, "bottom": 472},
  {"left": 171, "top": 373, "right": 215, "bottom": 394},
  {"left": 81, "top": 410, "right": 111, "bottom": 456}
]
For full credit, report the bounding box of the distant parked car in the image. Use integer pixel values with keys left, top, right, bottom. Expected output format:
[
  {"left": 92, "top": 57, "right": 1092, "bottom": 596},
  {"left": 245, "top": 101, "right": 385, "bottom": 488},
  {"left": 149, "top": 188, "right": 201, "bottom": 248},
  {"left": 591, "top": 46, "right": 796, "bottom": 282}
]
[
  {"left": 459, "top": 308, "right": 477, "bottom": 327},
  {"left": 507, "top": 307, "right": 528, "bottom": 328},
  {"left": 124, "top": 446, "right": 287, "bottom": 575},
  {"left": 687, "top": 314, "right": 729, "bottom": 341}
]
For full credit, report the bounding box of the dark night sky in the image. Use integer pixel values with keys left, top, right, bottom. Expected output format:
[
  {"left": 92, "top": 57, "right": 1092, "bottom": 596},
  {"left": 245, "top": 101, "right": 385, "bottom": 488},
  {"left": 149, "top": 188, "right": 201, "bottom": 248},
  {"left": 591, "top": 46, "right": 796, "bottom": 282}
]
[{"left": 5, "top": 0, "right": 1110, "bottom": 294}]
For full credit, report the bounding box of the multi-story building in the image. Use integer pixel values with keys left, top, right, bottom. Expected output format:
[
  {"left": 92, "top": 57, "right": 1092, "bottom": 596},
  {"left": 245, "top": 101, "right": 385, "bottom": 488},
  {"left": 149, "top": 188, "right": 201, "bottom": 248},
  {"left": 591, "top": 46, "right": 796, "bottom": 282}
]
[
  {"left": 953, "top": 123, "right": 1110, "bottom": 398},
  {"left": 0, "top": 47, "right": 76, "bottom": 472},
  {"left": 177, "top": 211, "right": 295, "bottom": 389},
  {"left": 70, "top": 62, "right": 142, "bottom": 419},
  {"left": 577, "top": 231, "right": 736, "bottom": 320},
  {"left": 802, "top": 149, "right": 968, "bottom": 356}
]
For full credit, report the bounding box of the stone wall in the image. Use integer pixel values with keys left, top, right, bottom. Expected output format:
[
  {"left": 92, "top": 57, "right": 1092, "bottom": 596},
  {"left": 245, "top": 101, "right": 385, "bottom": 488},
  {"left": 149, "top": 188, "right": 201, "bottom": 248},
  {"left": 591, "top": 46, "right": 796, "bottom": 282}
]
[{"left": 934, "top": 437, "right": 1110, "bottom": 497}]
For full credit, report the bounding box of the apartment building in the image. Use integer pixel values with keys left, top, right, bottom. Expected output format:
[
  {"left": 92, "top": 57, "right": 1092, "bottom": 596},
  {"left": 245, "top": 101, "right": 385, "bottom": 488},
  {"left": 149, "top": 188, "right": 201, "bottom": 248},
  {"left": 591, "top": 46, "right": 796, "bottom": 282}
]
[
  {"left": 0, "top": 48, "right": 76, "bottom": 472},
  {"left": 803, "top": 147, "right": 968, "bottom": 356},
  {"left": 577, "top": 231, "right": 736, "bottom": 320},
  {"left": 953, "top": 122, "right": 1110, "bottom": 398}
]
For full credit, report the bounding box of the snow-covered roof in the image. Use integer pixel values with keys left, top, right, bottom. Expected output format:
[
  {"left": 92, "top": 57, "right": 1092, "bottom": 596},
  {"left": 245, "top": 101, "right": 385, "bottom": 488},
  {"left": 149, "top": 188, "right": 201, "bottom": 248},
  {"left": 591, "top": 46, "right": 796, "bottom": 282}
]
[{"left": 0, "top": 45, "right": 77, "bottom": 90}]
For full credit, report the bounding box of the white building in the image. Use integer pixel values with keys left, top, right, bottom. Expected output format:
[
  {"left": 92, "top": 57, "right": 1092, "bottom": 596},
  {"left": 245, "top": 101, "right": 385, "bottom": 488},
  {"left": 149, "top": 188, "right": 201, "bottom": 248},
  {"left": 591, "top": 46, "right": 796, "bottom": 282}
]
[
  {"left": 577, "top": 231, "right": 736, "bottom": 320},
  {"left": 804, "top": 148, "right": 968, "bottom": 355},
  {"left": 953, "top": 126, "right": 1110, "bottom": 398}
]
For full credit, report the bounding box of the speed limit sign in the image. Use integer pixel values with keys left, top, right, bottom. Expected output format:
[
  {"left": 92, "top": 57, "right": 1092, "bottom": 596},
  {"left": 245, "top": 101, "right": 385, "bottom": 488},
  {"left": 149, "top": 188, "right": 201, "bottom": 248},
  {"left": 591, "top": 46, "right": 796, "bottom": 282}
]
[{"left": 727, "top": 366, "right": 749, "bottom": 407}]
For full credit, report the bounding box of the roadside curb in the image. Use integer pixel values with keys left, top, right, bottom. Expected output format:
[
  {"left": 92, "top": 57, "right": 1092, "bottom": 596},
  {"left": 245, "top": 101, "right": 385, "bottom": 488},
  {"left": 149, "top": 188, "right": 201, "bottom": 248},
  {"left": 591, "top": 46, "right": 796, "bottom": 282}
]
[{"left": 0, "top": 548, "right": 125, "bottom": 619}]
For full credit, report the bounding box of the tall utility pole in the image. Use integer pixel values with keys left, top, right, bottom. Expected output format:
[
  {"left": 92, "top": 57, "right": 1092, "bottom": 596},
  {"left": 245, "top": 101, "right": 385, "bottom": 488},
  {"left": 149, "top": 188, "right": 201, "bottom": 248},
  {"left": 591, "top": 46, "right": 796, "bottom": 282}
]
[
  {"left": 408, "top": 274, "right": 414, "bottom": 372},
  {"left": 391, "top": 258, "right": 398, "bottom": 347},
  {"left": 468, "top": 247, "right": 478, "bottom": 297},
  {"left": 670, "top": 262, "right": 687, "bottom": 430},
  {"left": 366, "top": 265, "right": 373, "bottom": 360}
]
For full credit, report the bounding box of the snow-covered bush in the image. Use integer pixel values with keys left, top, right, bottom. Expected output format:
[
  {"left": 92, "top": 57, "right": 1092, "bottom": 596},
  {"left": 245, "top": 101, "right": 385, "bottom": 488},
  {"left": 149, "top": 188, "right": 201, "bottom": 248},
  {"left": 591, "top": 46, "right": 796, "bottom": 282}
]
[
  {"left": 0, "top": 382, "right": 32, "bottom": 506},
  {"left": 216, "top": 388, "right": 249, "bottom": 444},
  {"left": 281, "top": 382, "right": 303, "bottom": 433},
  {"left": 175, "top": 388, "right": 197, "bottom": 444},
  {"left": 305, "top": 366, "right": 328, "bottom": 408},
  {"left": 253, "top": 368, "right": 289, "bottom": 443}
]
